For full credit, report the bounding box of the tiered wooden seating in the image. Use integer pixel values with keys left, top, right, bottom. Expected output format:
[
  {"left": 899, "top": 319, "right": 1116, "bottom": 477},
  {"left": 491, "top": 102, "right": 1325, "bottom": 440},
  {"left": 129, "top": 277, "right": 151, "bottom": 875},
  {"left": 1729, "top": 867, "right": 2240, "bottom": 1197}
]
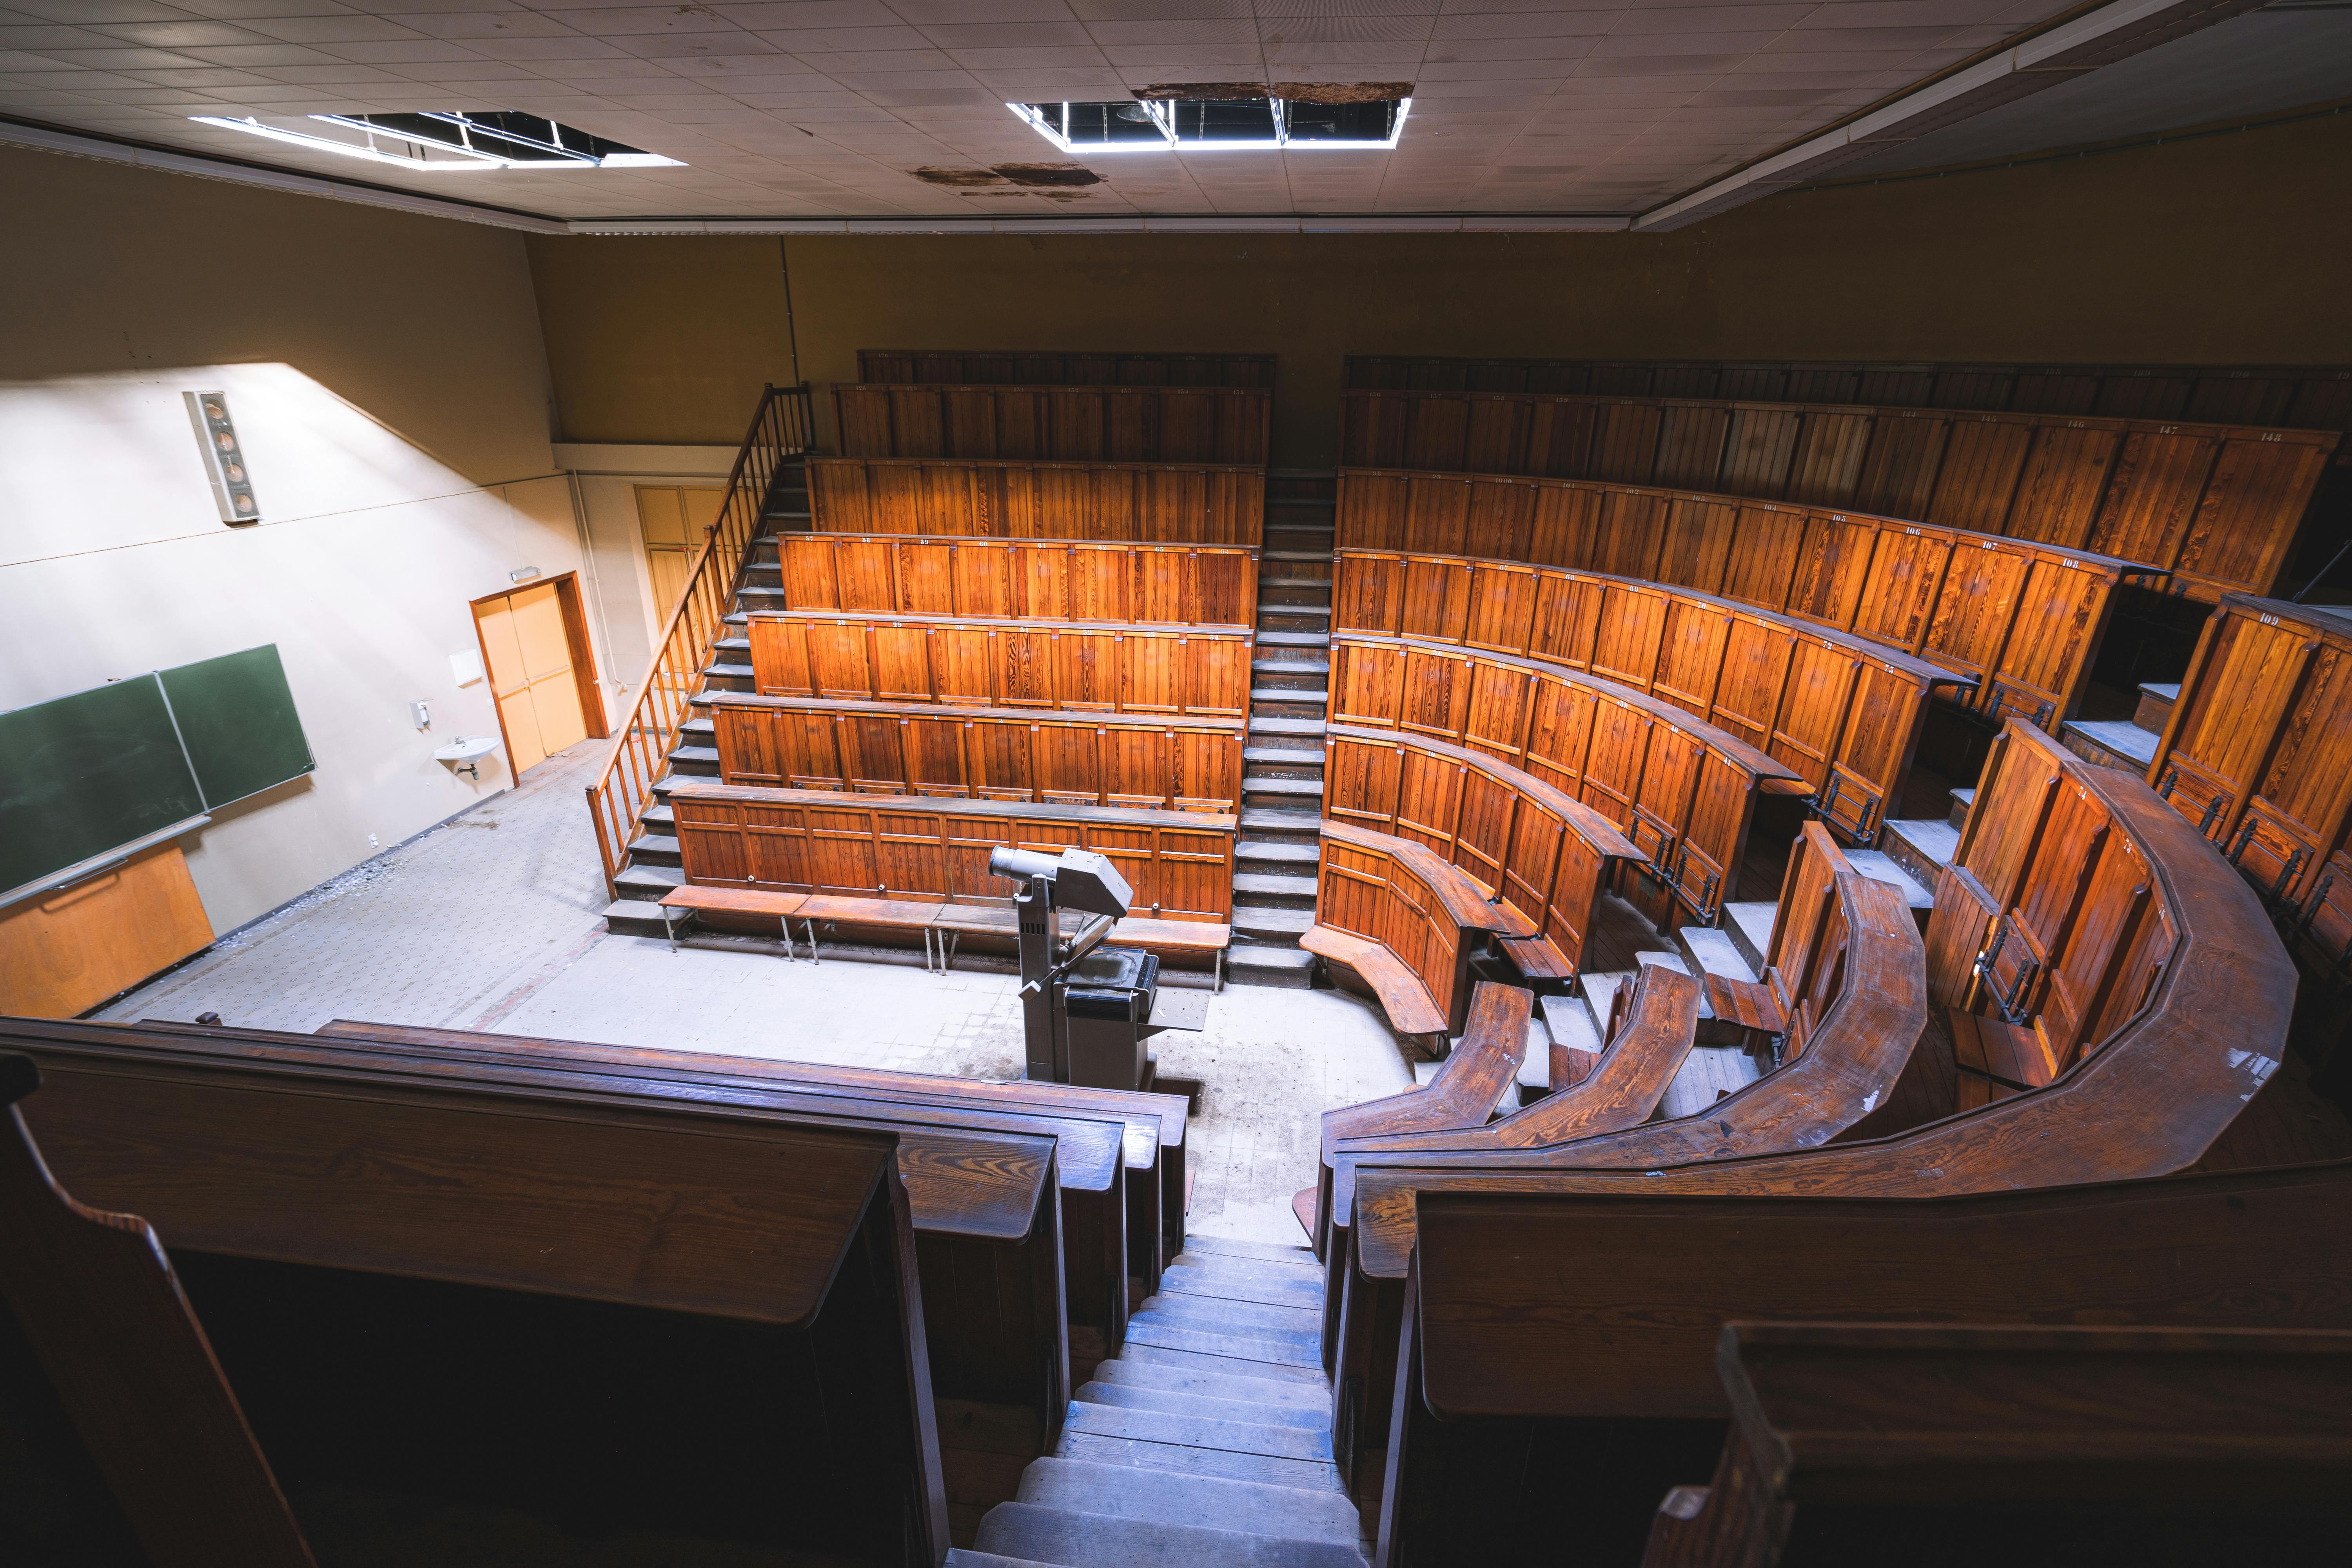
[
  {"left": 309, "top": 1017, "right": 1191, "bottom": 1308},
  {"left": 704, "top": 691, "right": 1246, "bottom": 812},
  {"left": 806, "top": 456, "right": 1265, "bottom": 546},
  {"left": 664, "top": 783, "right": 1234, "bottom": 972},
  {"left": 1327, "top": 633, "right": 1804, "bottom": 921},
  {"left": 2144, "top": 595, "right": 2352, "bottom": 946},
  {"left": 3, "top": 1016, "right": 949, "bottom": 1565},
  {"left": 833, "top": 385, "right": 1272, "bottom": 467},
  {"left": 776, "top": 533, "right": 1259, "bottom": 626},
  {"left": 0, "top": 1049, "right": 315, "bottom": 1567},
  {"left": 744, "top": 612, "right": 1251, "bottom": 721},
  {"left": 1335, "top": 467, "right": 2133, "bottom": 739},
  {"left": 1641, "top": 1321, "right": 2352, "bottom": 1568},
  {"left": 1336, "top": 390, "right": 2337, "bottom": 601},
  {"left": 1296, "top": 983, "right": 1532, "bottom": 1256},
  {"left": 1373, "top": 1161, "right": 2352, "bottom": 1567},
  {"left": 1303, "top": 824, "right": 1541, "bottom": 1044},
  {"left": 1345, "top": 352, "right": 2352, "bottom": 458},
  {"left": 860, "top": 349, "right": 1276, "bottom": 388},
  {"left": 1322, "top": 728, "right": 1643, "bottom": 983},
  {"left": 1321, "top": 824, "right": 1927, "bottom": 1500}
]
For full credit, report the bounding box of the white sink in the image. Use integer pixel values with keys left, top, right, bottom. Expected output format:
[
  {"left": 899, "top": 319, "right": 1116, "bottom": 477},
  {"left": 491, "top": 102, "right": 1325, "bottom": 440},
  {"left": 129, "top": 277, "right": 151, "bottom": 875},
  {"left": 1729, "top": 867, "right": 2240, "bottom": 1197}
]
[{"left": 434, "top": 736, "right": 501, "bottom": 763}]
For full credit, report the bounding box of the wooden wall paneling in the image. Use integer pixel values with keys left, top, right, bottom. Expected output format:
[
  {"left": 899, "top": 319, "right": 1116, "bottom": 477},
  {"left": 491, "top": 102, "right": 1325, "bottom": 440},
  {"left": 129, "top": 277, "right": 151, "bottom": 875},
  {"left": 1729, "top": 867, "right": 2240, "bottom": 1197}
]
[
  {"left": 1398, "top": 554, "right": 1474, "bottom": 644},
  {"left": 948, "top": 539, "right": 1014, "bottom": 617},
  {"left": 1395, "top": 474, "right": 1470, "bottom": 555},
  {"left": 1784, "top": 509, "right": 1878, "bottom": 632},
  {"left": 1526, "top": 482, "right": 1602, "bottom": 568},
  {"left": 1856, "top": 365, "right": 1937, "bottom": 405},
  {"left": 2088, "top": 425, "right": 2225, "bottom": 573},
  {"left": 1460, "top": 658, "right": 1535, "bottom": 766},
  {"left": 1401, "top": 395, "right": 1474, "bottom": 472},
  {"left": 1920, "top": 537, "right": 2031, "bottom": 709},
  {"left": 1980, "top": 552, "right": 2124, "bottom": 727},
  {"left": 1170, "top": 724, "right": 1242, "bottom": 810},
  {"left": 1655, "top": 495, "right": 1738, "bottom": 593},
  {"left": 1675, "top": 750, "right": 1752, "bottom": 920},
  {"left": 1576, "top": 695, "right": 1650, "bottom": 841},
  {"left": 1996, "top": 419, "right": 2124, "bottom": 547},
  {"left": 1461, "top": 562, "right": 1541, "bottom": 655},
  {"left": 1985, "top": 778, "right": 2111, "bottom": 1028},
  {"left": 1590, "top": 488, "right": 1670, "bottom": 580},
  {"left": 1765, "top": 637, "right": 1861, "bottom": 802},
  {"left": 1330, "top": 639, "right": 1400, "bottom": 729},
  {"left": 1782, "top": 410, "right": 1873, "bottom": 505},
  {"left": 1818, "top": 659, "right": 1921, "bottom": 845},
  {"left": 1650, "top": 598, "right": 1731, "bottom": 720},
  {"left": 1523, "top": 675, "right": 1598, "bottom": 796},
  {"left": 1651, "top": 403, "right": 1731, "bottom": 491},
  {"left": 1922, "top": 412, "right": 2037, "bottom": 534},
  {"left": 1392, "top": 748, "right": 1466, "bottom": 859},
  {"left": 1399, "top": 646, "right": 1466, "bottom": 744},
  {"left": 2230, "top": 637, "right": 2352, "bottom": 909},
  {"left": 2171, "top": 432, "right": 2336, "bottom": 600},
  {"left": 1850, "top": 408, "right": 1953, "bottom": 518},
  {"left": 1461, "top": 396, "right": 1530, "bottom": 476},
  {"left": 1849, "top": 522, "right": 1955, "bottom": 654},
  {"left": 1720, "top": 406, "right": 1802, "bottom": 495},
  {"left": 1588, "top": 581, "right": 1668, "bottom": 691},
  {"left": 1449, "top": 767, "right": 1519, "bottom": 896},
  {"left": 2036, "top": 820, "right": 2151, "bottom": 1061},
  {"left": 2094, "top": 370, "right": 2196, "bottom": 420},
  {"left": 869, "top": 623, "right": 930, "bottom": 703},
  {"left": 1524, "top": 399, "right": 1602, "bottom": 479},
  {"left": 1325, "top": 733, "right": 1403, "bottom": 832},
  {"left": 1706, "top": 614, "right": 1797, "bottom": 760},
  {"left": 902, "top": 715, "right": 969, "bottom": 797},
  {"left": 1624, "top": 723, "right": 1704, "bottom": 923}
]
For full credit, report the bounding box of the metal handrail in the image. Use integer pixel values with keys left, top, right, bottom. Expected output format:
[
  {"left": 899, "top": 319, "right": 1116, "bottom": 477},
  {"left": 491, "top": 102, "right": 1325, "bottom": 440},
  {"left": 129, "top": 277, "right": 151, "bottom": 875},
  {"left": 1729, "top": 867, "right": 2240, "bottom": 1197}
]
[{"left": 585, "top": 383, "right": 816, "bottom": 900}]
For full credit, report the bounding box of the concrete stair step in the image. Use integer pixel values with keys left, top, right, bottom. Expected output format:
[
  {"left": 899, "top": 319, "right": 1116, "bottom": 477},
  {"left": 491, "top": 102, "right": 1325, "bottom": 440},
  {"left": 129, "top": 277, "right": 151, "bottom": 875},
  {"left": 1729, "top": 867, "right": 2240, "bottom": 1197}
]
[
  {"left": 638, "top": 803, "right": 674, "bottom": 830},
  {"left": 1882, "top": 818, "right": 1959, "bottom": 892},
  {"left": 1724, "top": 900, "right": 1778, "bottom": 974},
  {"left": 1137, "top": 1292, "right": 1322, "bottom": 1338},
  {"left": 1677, "top": 925, "right": 1758, "bottom": 984},
  {"left": 1252, "top": 657, "right": 1330, "bottom": 674},
  {"left": 2062, "top": 717, "right": 2160, "bottom": 771},
  {"left": 1243, "top": 775, "right": 1323, "bottom": 796},
  {"left": 1232, "top": 872, "right": 1319, "bottom": 899},
  {"left": 976, "top": 1501, "right": 1365, "bottom": 1568},
  {"left": 1237, "top": 841, "right": 1318, "bottom": 864},
  {"left": 1844, "top": 848, "right": 1935, "bottom": 925},
  {"left": 1015, "top": 1458, "right": 1361, "bottom": 1548},
  {"left": 1234, "top": 907, "right": 1315, "bottom": 936},
  {"left": 668, "top": 745, "right": 721, "bottom": 771},
  {"left": 1255, "top": 631, "right": 1331, "bottom": 649},
  {"left": 1244, "top": 745, "right": 1324, "bottom": 766},
  {"left": 1948, "top": 786, "right": 1976, "bottom": 832},
  {"left": 1258, "top": 604, "right": 1331, "bottom": 618},
  {"left": 1181, "top": 1235, "right": 1322, "bottom": 1267},
  {"left": 1240, "top": 806, "right": 1320, "bottom": 829},
  {"left": 1119, "top": 1338, "right": 1326, "bottom": 1386},
  {"left": 1227, "top": 946, "right": 1317, "bottom": 986},
  {"left": 628, "top": 832, "right": 682, "bottom": 867},
  {"left": 1251, "top": 688, "right": 1330, "bottom": 705},
  {"left": 1059, "top": 1398, "right": 1331, "bottom": 1462},
  {"left": 1249, "top": 717, "right": 1327, "bottom": 736},
  {"left": 1053, "top": 1430, "right": 1344, "bottom": 1495},
  {"left": 944, "top": 1551, "right": 1059, "bottom": 1568},
  {"left": 602, "top": 898, "right": 670, "bottom": 937},
  {"left": 1260, "top": 577, "right": 1334, "bottom": 589},
  {"left": 1263, "top": 550, "right": 1335, "bottom": 563},
  {"left": 2134, "top": 680, "right": 2179, "bottom": 733},
  {"left": 1092, "top": 1357, "right": 1330, "bottom": 1409},
  {"left": 680, "top": 716, "right": 715, "bottom": 739},
  {"left": 1535, "top": 995, "right": 1601, "bottom": 1090},
  {"left": 1075, "top": 1380, "right": 1328, "bottom": 1432}
]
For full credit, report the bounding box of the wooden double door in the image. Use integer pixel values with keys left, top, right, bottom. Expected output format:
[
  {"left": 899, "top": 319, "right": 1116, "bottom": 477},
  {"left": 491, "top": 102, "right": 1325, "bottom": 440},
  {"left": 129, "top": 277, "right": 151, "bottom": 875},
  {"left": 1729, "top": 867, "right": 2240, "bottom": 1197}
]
[{"left": 471, "top": 575, "right": 606, "bottom": 777}]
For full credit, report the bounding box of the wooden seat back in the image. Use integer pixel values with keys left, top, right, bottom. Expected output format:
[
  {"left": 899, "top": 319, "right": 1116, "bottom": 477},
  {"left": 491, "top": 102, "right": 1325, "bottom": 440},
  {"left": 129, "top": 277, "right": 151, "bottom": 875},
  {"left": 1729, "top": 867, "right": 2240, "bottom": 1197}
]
[
  {"left": 706, "top": 691, "right": 1245, "bottom": 813},
  {"left": 1376, "top": 1162, "right": 2352, "bottom": 1568},
  {"left": 1323, "top": 726, "right": 1643, "bottom": 981},
  {"left": 2145, "top": 594, "right": 2352, "bottom": 932},
  {"left": 859, "top": 349, "right": 1276, "bottom": 388},
  {"left": 833, "top": 385, "right": 1272, "bottom": 467},
  {"left": 1336, "top": 390, "right": 2335, "bottom": 601},
  {"left": 1644, "top": 1322, "right": 2352, "bottom": 1568},
  {"left": 775, "top": 534, "right": 1259, "bottom": 627},
  {"left": 1312, "top": 824, "right": 1540, "bottom": 1038},
  {"left": 3, "top": 1017, "right": 947, "bottom": 1566},
  {"left": 806, "top": 456, "right": 1265, "bottom": 546},
  {"left": 0, "top": 1050, "right": 315, "bottom": 1568},
  {"left": 669, "top": 782, "right": 1236, "bottom": 923},
  {"left": 1344, "top": 353, "right": 2352, "bottom": 467},
  {"left": 744, "top": 611, "right": 1251, "bottom": 721},
  {"left": 1327, "top": 632, "right": 1802, "bottom": 921}
]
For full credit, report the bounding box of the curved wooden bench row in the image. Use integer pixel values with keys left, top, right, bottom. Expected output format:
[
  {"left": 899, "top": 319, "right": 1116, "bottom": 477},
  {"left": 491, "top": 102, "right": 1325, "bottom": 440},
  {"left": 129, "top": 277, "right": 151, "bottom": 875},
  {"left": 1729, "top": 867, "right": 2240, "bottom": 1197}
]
[
  {"left": 806, "top": 456, "right": 1265, "bottom": 547},
  {"left": 745, "top": 612, "right": 1252, "bottom": 721},
  {"left": 833, "top": 385, "right": 1273, "bottom": 468},
  {"left": 860, "top": 348, "right": 1276, "bottom": 389},
  {"left": 2, "top": 1017, "right": 951, "bottom": 1565},
  {"left": 2144, "top": 595, "right": 2352, "bottom": 940},
  {"left": 1337, "top": 390, "right": 2335, "bottom": 601},
  {"left": 1307, "top": 823, "right": 1539, "bottom": 1043},
  {"left": 1332, "top": 546, "right": 1963, "bottom": 845},
  {"left": 1344, "top": 352, "right": 2352, "bottom": 458},
  {"left": 1336, "top": 464, "right": 2133, "bottom": 735},
  {"left": 1322, "top": 726, "right": 1643, "bottom": 981},
  {"left": 1298, "top": 983, "right": 1532, "bottom": 1257},
  {"left": 774, "top": 533, "right": 1259, "bottom": 627},
  {"left": 666, "top": 780, "right": 1236, "bottom": 924},
  {"left": 704, "top": 691, "right": 1246, "bottom": 813},
  {"left": 1327, "top": 633, "right": 1802, "bottom": 923},
  {"left": 1381, "top": 1162, "right": 2352, "bottom": 1567},
  {"left": 1321, "top": 824, "right": 1927, "bottom": 1499}
]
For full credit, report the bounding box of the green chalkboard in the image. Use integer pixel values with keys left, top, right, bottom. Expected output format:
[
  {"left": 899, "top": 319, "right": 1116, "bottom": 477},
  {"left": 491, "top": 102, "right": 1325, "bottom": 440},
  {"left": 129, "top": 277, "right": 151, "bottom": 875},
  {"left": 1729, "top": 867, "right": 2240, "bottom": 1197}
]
[
  {"left": 160, "top": 644, "right": 314, "bottom": 810},
  {"left": 0, "top": 675, "right": 205, "bottom": 896}
]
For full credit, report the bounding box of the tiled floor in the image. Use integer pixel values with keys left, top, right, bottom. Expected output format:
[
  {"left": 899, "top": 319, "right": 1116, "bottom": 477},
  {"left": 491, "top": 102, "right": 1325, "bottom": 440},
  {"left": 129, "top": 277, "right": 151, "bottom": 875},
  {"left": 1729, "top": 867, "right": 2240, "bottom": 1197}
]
[{"left": 102, "top": 742, "right": 1413, "bottom": 1245}]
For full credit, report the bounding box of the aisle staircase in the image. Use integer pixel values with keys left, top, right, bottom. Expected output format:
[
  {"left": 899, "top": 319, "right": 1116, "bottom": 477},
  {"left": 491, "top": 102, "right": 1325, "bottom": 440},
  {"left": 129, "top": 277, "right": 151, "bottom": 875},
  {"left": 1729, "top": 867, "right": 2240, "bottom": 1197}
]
[
  {"left": 953, "top": 1235, "right": 1369, "bottom": 1568},
  {"left": 1230, "top": 474, "right": 1338, "bottom": 989}
]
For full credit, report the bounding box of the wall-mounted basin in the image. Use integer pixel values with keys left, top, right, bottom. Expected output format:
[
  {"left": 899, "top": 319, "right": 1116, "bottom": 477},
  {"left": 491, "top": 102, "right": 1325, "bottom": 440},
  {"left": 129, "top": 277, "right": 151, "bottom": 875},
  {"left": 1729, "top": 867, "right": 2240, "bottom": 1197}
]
[{"left": 434, "top": 736, "right": 501, "bottom": 763}]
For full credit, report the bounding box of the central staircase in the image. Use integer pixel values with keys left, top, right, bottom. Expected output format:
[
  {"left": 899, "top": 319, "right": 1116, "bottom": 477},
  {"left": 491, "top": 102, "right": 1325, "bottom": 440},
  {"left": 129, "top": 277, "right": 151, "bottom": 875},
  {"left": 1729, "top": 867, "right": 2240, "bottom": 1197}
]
[
  {"left": 953, "top": 1235, "right": 1368, "bottom": 1568},
  {"left": 1229, "top": 474, "right": 1338, "bottom": 989}
]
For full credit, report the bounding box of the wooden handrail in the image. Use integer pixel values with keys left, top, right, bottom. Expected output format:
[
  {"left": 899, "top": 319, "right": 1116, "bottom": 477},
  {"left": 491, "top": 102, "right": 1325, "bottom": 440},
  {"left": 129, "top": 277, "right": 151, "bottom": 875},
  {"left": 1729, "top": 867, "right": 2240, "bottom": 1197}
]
[{"left": 585, "top": 383, "right": 815, "bottom": 900}]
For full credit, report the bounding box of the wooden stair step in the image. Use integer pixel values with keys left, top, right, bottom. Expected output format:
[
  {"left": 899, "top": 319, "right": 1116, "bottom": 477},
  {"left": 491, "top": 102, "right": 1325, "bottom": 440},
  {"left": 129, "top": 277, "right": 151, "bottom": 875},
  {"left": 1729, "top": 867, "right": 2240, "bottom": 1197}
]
[
  {"left": 975, "top": 1502, "right": 1366, "bottom": 1567},
  {"left": 1092, "top": 1357, "right": 1329, "bottom": 1409},
  {"left": 1120, "top": 1339, "right": 1326, "bottom": 1386},
  {"left": 1122, "top": 1318, "right": 1323, "bottom": 1372},
  {"left": 1136, "top": 1292, "right": 1323, "bottom": 1338},
  {"left": 1016, "top": 1457, "right": 1362, "bottom": 1547}
]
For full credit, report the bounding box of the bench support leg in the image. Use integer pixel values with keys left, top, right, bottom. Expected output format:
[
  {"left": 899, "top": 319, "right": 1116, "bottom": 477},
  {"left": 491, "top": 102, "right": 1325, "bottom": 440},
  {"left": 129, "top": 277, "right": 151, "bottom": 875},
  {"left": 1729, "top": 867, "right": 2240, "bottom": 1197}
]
[
  {"left": 805, "top": 918, "right": 819, "bottom": 965},
  {"left": 1215, "top": 950, "right": 1223, "bottom": 995},
  {"left": 662, "top": 907, "right": 679, "bottom": 956}
]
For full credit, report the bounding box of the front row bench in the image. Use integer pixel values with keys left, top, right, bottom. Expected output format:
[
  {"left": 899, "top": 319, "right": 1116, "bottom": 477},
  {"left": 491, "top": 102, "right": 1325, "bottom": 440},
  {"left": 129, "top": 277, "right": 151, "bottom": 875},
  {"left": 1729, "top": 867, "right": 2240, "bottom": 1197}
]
[
  {"left": 657, "top": 784, "right": 1235, "bottom": 986},
  {"left": 1301, "top": 822, "right": 1538, "bottom": 1045}
]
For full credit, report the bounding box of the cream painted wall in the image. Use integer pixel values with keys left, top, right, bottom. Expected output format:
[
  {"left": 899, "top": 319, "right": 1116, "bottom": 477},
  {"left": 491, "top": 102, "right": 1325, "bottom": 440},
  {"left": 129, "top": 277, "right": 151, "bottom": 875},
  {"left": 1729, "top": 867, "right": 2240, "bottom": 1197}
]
[
  {"left": 553, "top": 441, "right": 740, "bottom": 695},
  {"left": 0, "top": 145, "right": 604, "bottom": 939}
]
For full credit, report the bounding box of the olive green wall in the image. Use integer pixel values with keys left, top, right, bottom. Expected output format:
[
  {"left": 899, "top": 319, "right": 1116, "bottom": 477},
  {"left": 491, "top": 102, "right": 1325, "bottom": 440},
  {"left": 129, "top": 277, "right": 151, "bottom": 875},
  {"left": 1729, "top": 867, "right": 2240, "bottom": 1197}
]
[{"left": 526, "top": 109, "right": 2352, "bottom": 469}]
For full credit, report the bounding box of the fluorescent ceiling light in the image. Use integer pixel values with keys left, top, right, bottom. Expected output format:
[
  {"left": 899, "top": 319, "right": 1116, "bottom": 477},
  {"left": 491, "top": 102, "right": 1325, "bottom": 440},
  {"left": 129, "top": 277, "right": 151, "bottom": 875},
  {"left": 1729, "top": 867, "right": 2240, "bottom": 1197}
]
[
  {"left": 1009, "top": 97, "right": 1410, "bottom": 156},
  {"left": 189, "top": 111, "right": 684, "bottom": 171}
]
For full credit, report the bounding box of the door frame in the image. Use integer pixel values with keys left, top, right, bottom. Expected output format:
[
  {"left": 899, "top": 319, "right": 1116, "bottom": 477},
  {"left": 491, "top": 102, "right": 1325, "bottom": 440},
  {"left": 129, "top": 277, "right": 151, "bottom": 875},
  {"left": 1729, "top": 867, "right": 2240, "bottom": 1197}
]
[{"left": 469, "top": 571, "right": 610, "bottom": 779}]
